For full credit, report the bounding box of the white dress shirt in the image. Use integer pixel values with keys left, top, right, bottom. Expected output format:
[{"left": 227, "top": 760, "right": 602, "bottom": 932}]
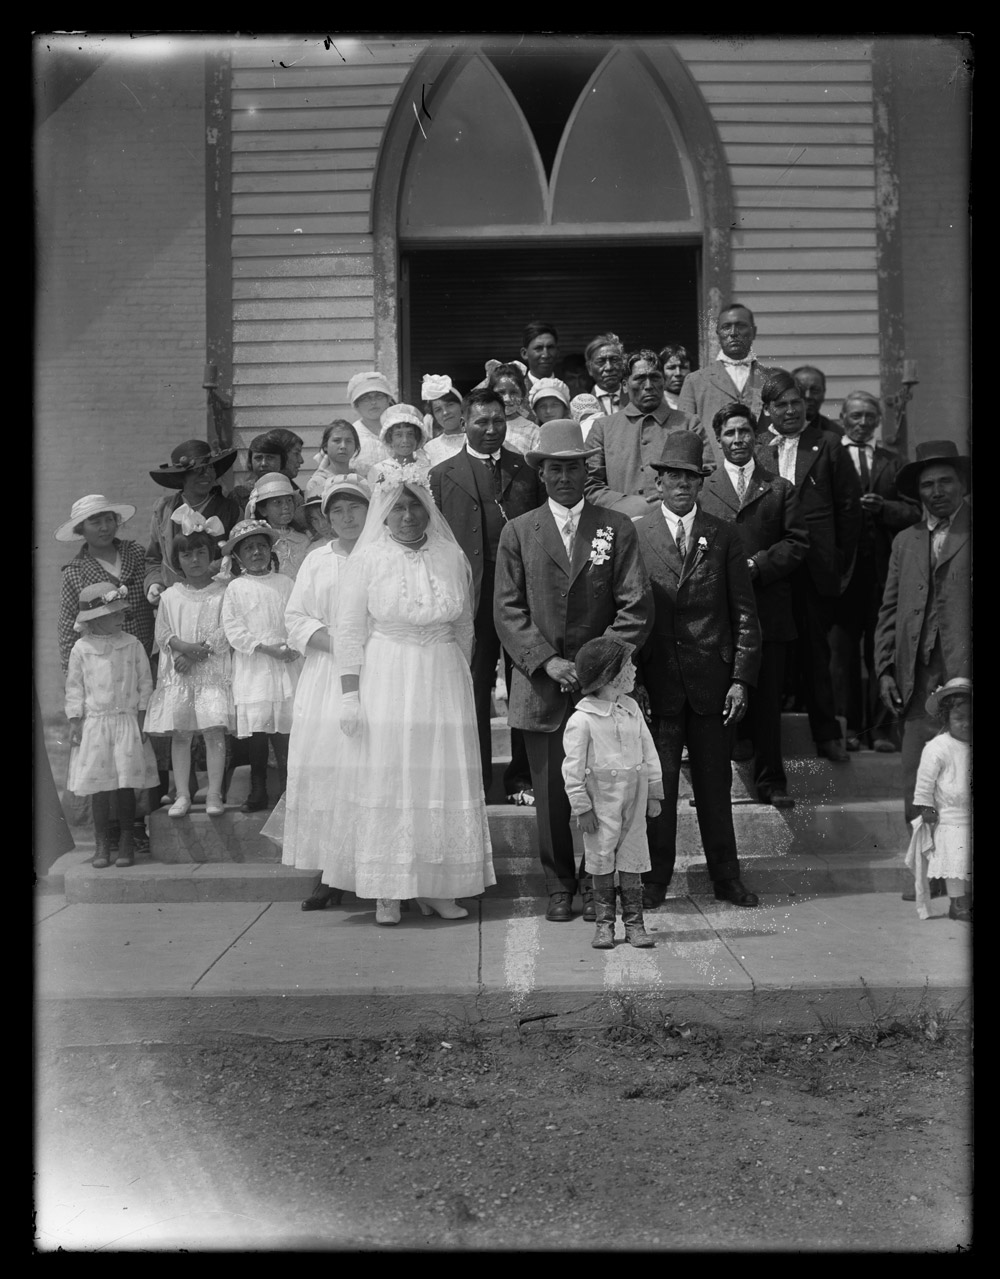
[
  {"left": 723, "top": 459, "right": 755, "bottom": 502},
  {"left": 660, "top": 503, "right": 697, "bottom": 553},
  {"left": 768, "top": 426, "right": 802, "bottom": 483},
  {"left": 716, "top": 348, "right": 757, "bottom": 394},
  {"left": 548, "top": 497, "right": 584, "bottom": 558},
  {"left": 466, "top": 445, "right": 501, "bottom": 464}
]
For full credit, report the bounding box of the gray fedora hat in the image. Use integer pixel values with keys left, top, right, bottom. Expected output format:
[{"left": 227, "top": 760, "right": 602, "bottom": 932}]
[{"left": 525, "top": 419, "right": 601, "bottom": 469}]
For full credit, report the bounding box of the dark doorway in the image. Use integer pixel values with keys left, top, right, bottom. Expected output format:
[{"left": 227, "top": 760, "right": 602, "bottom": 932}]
[{"left": 402, "top": 244, "right": 700, "bottom": 402}]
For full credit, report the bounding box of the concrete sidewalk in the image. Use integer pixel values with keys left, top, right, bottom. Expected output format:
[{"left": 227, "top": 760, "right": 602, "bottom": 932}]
[{"left": 36, "top": 887, "right": 971, "bottom": 1046}]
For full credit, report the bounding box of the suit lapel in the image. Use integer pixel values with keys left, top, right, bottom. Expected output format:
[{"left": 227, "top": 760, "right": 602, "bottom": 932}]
[
  {"left": 705, "top": 469, "right": 740, "bottom": 514},
  {"left": 643, "top": 508, "right": 682, "bottom": 579},
  {"left": 742, "top": 464, "right": 771, "bottom": 509},
  {"left": 678, "top": 510, "right": 715, "bottom": 589},
  {"left": 934, "top": 502, "right": 970, "bottom": 571},
  {"left": 498, "top": 447, "right": 522, "bottom": 500},
  {"left": 794, "top": 425, "right": 822, "bottom": 487},
  {"left": 450, "top": 448, "right": 482, "bottom": 504},
  {"left": 531, "top": 504, "right": 572, "bottom": 574},
  {"left": 568, "top": 503, "right": 601, "bottom": 584}
]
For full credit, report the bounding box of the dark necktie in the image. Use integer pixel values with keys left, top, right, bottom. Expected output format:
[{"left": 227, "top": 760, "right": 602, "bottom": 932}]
[
  {"left": 484, "top": 455, "right": 502, "bottom": 501},
  {"left": 852, "top": 443, "right": 871, "bottom": 490},
  {"left": 675, "top": 520, "right": 687, "bottom": 558}
]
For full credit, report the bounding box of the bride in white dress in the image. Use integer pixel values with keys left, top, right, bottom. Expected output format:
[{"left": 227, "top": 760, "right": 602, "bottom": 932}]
[{"left": 322, "top": 463, "right": 496, "bottom": 924}]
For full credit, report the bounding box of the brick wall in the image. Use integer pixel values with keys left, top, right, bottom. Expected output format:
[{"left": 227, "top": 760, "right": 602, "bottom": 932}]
[{"left": 35, "top": 46, "right": 207, "bottom": 719}]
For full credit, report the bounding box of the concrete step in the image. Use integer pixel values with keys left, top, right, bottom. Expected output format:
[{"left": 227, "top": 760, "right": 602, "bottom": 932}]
[{"left": 65, "top": 794, "right": 911, "bottom": 903}]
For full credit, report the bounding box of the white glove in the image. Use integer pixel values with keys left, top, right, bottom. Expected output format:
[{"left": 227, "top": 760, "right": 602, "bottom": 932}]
[
  {"left": 339, "top": 691, "right": 361, "bottom": 737},
  {"left": 146, "top": 584, "right": 163, "bottom": 605}
]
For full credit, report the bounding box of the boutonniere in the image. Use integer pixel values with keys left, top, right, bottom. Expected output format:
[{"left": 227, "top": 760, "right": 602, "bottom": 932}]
[
  {"left": 696, "top": 536, "right": 708, "bottom": 554},
  {"left": 589, "top": 526, "right": 615, "bottom": 566}
]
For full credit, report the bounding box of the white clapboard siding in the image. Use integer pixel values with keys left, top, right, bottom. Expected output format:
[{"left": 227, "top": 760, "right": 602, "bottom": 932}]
[
  {"left": 229, "top": 33, "right": 881, "bottom": 480},
  {"left": 675, "top": 35, "right": 879, "bottom": 414},
  {"left": 230, "top": 38, "right": 425, "bottom": 488}
]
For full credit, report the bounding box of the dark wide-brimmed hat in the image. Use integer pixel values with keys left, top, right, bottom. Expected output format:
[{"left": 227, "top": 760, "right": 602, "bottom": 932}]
[
  {"left": 525, "top": 419, "right": 600, "bottom": 469},
  {"left": 649, "top": 432, "right": 710, "bottom": 476},
  {"left": 575, "top": 636, "right": 633, "bottom": 696},
  {"left": 896, "top": 439, "right": 970, "bottom": 501},
  {"left": 149, "top": 439, "right": 238, "bottom": 490}
]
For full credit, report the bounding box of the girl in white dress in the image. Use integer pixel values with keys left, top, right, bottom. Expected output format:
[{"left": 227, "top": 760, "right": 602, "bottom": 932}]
[
  {"left": 324, "top": 466, "right": 496, "bottom": 924},
  {"left": 144, "top": 510, "right": 234, "bottom": 817},
  {"left": 421, "top": 374, "right": 467, "bottom": 468},
  {"left": 261, "top": 476, "right": 372, "bottom": 909},
  {"left": 220, "top": 519, "right": 302, "bottom": 812},
  {"left": 246, "top": 472, "right": 312, "bottom": 581},
  {"left": 65, "top": 582, "right": 158, "bottom": 868},
  {"left": 304, "top": 420, "right": 361, "bottom": 500},
  {"left": 369, "top": 404, "right": 431, "bottom": 485},
  {"left": 906, "top": 678, "right": 972, "bottom": 922}
]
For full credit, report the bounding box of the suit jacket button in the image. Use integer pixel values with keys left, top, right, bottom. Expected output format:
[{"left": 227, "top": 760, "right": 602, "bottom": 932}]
[
  {"left": 560, "top": 591, "right": 566, "bottom": 597},
  {"left": 611, "top": 770, "right": 618, "bottom": 776}
]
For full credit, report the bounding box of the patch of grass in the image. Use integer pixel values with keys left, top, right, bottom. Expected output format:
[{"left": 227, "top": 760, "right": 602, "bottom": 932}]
[{"left": 813, "top": 978, "right": 970, "bottom": 1050}]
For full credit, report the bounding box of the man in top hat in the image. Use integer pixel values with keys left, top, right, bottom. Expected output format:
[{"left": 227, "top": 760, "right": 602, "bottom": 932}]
[
  {"left": 874, "top": 439, "right": 970, "bottom": 827},
  {"left": 585, "top": 349, "right": 704, "bottom": 516},
  {"left": 429, "top": 387, "right": 545, "bottom": 795},
  {"left": 699, "top": 403, "right": 809, "bottom": 808},
  {"left": 635, "top": 432, "right": 762, "bottom": 909},
  {"left": 678, "top": 303, "right": 773, "bottom": 469},
  {"left": 829, "top": 391, "right": 921, "bottom": 751},
  {"left": 494, "top": 419, "right": 652, "bottom": 922},
  {"left": 144, "top": 439, "right": 242, "bottom": 601}
]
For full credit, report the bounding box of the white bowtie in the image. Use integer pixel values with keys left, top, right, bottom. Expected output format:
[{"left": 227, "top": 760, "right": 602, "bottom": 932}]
[{"left": 718, "top": 354, "right": 753, "bottom": 368}]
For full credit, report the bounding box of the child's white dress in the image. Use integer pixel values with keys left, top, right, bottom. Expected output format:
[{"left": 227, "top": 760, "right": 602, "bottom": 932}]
[
  {"left": 221, "top": 571, "right": 301, "bottom": 736},
  {"left": 144, "top": 580, "right": 233, "bottom": 734},
  {"left": 913, "top": 731, "right": 971, "bottom": 880},
  {"left": 270, "top": 527, "right": 313, "bottom": 581},
  {"left": 561, "top": 694, "right": 664, "bottom": 876},
  {"left": 65, "top": 632, "right": 158, "bottom": 795}
]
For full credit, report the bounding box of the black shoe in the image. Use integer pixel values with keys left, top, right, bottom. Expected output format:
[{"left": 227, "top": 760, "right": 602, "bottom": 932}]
[
  {"left": 241, "top": 787, "right": 269, "bottom": 813},
  {"left": 580, "top": 881, "right": 596, "bottom": 922},
  {"left": 759, "top": 788, "right": 795, "bottom": 810},
  {"left": 714, "top": 878, "right": 759, "bottom": 907},
  {"left": 817, "top": 739, "right": 850, "bottom": 763},
  {"left": 301, "top": 885, "right": 344, "bottom": 911},
  {"left": 545, "top": 892, "right": 573, "bottom": 922},
  {"left": 642, "top": 882, "right": 668, "bottom": 910}
]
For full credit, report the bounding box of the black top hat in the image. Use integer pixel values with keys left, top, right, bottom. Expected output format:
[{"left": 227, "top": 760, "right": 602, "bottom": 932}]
[
  {"left": 649, "top": 432, "right": 709, "bottom": 476},
  {"left": 896, "top": 439, "right": 970, "bottom": 502},
  {"left": 574, "top": 636, "right": 632, "bottom": 696},
  {"left": 150, "top": 439, "right": 238, "bottom": 490}
]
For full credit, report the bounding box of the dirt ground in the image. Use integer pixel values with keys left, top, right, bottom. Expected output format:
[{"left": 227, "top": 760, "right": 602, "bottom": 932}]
[{"left": 36, "top": 1011, "right": 972, "bottom": 1253}]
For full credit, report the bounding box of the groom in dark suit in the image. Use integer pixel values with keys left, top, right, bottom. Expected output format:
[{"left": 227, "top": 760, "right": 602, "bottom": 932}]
[
  {"left": 494, "top": 420, "right": 652, "bottom": 922},
  {"left": 636, "top": 432, "right": 762, "bottom": 909},
  {"left": 429, "top": 387, "right": 544, "bottom": 793}
]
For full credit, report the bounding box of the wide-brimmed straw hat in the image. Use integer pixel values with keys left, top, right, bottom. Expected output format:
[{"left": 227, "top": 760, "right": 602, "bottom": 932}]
[
  {"left": 896, "top": 439, "right": 971, "bottom": 501},
  {"left": 219, "top": 518, "right": 279, "bottom": 556},
  {"left": 55, "top": 494, "right": 136, "bottom": 542},
  {"left": 149, "top": 439, "right": 238, "bottom": 490},
  {"left": 380, "top": 404, "right": 429, "bottom": 446},
  {"left": 247, "top": 472, "right": 297, "bottom": 517},
  {"left": 649, "top": 433, "right": 710, "bottom": 476},
  {"left": 321, "top": 474, "right": 372, "bottom": 513},
  {"left": 74, "top": 582, "right": 129, "bottom": 627},
  {"left": 524, "top": 419, "right": 600, "bottom": 469},
  {"left": 925, "top": 677, "right": 972, "bottom": 719},
  {"left": 575, "top": 637, "right": 632, "bottom": 696},
  {"left": 528, "top": 377, "right": 571, "bottom": 409},
  {"left": 347, "top": 370, "right": 394, "bottom": 406}
]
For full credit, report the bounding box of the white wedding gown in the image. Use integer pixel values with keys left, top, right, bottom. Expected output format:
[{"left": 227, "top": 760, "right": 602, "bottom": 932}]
[{"left": 321, "top": 530, "right": 496, "bottom": 900}]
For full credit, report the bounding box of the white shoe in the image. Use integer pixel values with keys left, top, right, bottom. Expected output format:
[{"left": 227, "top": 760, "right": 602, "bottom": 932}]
[
  {"left": 168, "top": 795, "right": 192, "bottom": 818},
  {"left": 416, "top": 898, "right": 469, "bottom": 919},
  {"left": 375, "top": 898, "right": 401, "bottom": 925},
  {"left": 205, "top": 792, "right": 225, "bottom": 817}
]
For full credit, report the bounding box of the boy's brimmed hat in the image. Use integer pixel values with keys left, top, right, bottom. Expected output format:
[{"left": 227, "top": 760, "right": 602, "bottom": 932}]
[
  {"left": 321, "top": 474, "right": 372, "bottom": 514},
  {"left": 525, "top": 419, "right": 600, "bottom": 469},
  {"left": 75, "top": 581, "right": 129, "bottom": 627},
  {"left": 896, "top": 439, "right": 971, "bottom": 502},
  {"left": 149, "top": 439, "right": 238, "bottom": 490},
  {"left": 219, "top": 518, "right": 279, "bottom": 556},
  {"left": 925, "top": 676, "right": 972, "bottom": 719},
  {"left": 380, "top": 404, "right": 429, "bottom": 446},
  {"left": 649, "top": 432, "right": 709, "bottom": 476},
  {"left": 55, "top": 494, "right": 135, "bottom": 542},
  {"left": 574, "top": 636, "right": 633, "bottom": 696}
]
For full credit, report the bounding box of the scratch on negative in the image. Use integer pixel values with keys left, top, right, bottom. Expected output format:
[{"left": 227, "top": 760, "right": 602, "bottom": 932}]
[
  {"left": 412, "top": 101, "right": 428, "bottom": 141},
  {"left": 120, "top": 82, "right": 144, "bottom": 111}
]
